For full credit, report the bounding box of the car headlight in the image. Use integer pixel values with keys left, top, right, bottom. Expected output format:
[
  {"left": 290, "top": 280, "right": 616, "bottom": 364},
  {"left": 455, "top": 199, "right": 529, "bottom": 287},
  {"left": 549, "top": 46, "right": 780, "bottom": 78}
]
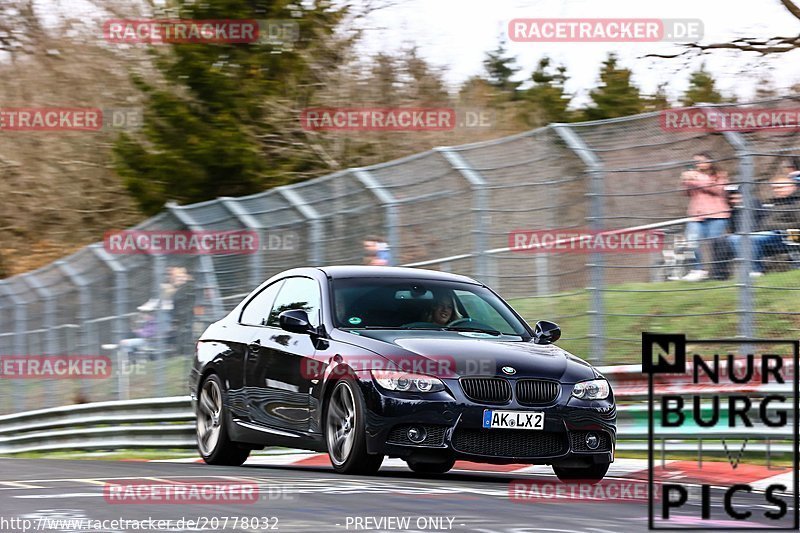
[
  {"left": 572, "top": 379, "right": 610, "bottom": 400},
  {"left": 371, "top": 370, "right": 445, "bottom": 393}
]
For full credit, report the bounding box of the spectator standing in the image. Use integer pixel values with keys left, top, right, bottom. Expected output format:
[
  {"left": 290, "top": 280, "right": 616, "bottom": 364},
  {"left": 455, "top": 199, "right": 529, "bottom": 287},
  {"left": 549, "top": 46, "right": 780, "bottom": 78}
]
[
  {"left": 681, "top": 152, "right": 731, "bottom": 281},
  {"left": 363, "top": 235, "right": 391, "bottom": 266}
]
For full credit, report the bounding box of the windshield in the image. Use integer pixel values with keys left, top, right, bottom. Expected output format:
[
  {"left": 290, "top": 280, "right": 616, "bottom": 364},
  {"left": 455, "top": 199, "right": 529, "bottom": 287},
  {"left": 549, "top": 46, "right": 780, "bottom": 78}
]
[{"left": 331, "top": 277, "right": 529, "bottom": 337}]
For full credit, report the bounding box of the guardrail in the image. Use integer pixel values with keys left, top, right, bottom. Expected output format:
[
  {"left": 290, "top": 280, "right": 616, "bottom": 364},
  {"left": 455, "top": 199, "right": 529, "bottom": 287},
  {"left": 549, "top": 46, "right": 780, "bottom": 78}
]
[
  {"left": 0, "top": 365, "right": 792, "bottom": 455},
  {"left": 0, "top": 396, "right": 194, "bottom": 454}
]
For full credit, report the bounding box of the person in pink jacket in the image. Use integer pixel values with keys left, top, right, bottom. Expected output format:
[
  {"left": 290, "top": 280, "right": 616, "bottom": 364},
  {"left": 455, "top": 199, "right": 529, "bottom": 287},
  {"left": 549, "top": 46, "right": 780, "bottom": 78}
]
[{"left": 680, "top": 152, "right": 731, "bottom": 281}]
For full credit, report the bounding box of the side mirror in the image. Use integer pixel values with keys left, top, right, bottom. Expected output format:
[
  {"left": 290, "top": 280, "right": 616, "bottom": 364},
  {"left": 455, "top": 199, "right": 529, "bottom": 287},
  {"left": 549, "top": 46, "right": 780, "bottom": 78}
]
[
  {"left": 278, "top": 309, "right": 315, "bottom": 335},
  {"left": 533, "top": 320, "right": 561, "bottom": 345}
]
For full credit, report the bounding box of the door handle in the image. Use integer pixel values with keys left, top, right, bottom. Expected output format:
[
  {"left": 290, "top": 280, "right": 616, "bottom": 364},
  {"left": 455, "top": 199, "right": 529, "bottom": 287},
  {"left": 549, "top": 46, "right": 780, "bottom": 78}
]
[{"left": 248, "top": 339, "right": 262, "bottom": 352}]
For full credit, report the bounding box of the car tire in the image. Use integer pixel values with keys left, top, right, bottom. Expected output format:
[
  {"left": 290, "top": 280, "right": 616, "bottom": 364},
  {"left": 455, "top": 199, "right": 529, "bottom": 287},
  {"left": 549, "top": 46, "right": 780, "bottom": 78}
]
[
  {"left": 196, "top": 374, "right": 250, "bottom": 466},
  {"left": 325, "top": 378, "right": 384, "bottom": 475},
  {"left": 406, "top": 458, "right": 456, "bottom": 474},
  {"left": 552, "top": 462, "right": 609, "bottom": 484}
]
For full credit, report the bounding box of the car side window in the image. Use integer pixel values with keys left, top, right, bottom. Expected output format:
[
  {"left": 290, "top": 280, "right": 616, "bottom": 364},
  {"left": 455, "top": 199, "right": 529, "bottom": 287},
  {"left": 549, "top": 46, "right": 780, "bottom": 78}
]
[
  {"left": 267, "top": 277, "right": 322, "bottom": 328},
  {"left": 240, "top": 280, "right": 284, "bottom": 326}
]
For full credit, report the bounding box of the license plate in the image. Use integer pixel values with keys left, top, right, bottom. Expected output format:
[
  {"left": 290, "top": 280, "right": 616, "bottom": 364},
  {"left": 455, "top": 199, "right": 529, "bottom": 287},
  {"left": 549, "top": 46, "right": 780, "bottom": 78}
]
[{"left": 482, "top": 410, "right": 544, "bottom": 430}]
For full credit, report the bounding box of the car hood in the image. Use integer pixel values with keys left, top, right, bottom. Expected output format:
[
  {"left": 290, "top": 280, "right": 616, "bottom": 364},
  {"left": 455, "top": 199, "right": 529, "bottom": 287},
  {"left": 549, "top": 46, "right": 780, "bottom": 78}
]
[{"left": 333, "top": 330, "right": 598, "bottom": 383}]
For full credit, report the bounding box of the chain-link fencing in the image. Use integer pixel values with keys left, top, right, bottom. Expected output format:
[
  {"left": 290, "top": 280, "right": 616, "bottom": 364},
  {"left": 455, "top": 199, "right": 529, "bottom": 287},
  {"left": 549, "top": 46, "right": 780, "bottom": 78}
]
[{"left": 1, "top": 96, "right": 799, "bottom": 413}]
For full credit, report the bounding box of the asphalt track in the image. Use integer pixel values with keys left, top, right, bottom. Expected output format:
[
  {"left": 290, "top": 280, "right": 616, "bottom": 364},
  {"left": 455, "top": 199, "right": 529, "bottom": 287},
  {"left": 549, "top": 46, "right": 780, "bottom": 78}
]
[{"left": 0, "top": 455, "right": 794, "bottom": 533}]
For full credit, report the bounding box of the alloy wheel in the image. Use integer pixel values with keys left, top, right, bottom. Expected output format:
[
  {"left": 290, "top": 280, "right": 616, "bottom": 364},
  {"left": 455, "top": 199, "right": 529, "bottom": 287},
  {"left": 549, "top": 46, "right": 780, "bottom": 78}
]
[
  {"left": 326, "top": 382, "right": 357, "bottom": 466},
  {"left": 197, "top": 378, "right": 222, "bottom": 456}
]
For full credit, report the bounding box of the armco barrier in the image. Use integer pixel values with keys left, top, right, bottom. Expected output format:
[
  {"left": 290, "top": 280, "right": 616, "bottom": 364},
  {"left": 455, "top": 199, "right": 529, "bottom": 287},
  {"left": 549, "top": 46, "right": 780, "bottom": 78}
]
[
  {"left": 0, "top": 365, "right": 792, "bottom": 455},
  {"left": 0, "top": 396, "right": 194, "bottom": 454}
]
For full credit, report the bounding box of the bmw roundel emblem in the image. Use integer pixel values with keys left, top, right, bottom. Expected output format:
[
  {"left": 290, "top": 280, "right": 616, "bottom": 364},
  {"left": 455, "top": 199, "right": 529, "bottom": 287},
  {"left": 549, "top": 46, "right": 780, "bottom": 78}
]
[{"left": 502, "top": 366, "right": 516, "bottom": 375}]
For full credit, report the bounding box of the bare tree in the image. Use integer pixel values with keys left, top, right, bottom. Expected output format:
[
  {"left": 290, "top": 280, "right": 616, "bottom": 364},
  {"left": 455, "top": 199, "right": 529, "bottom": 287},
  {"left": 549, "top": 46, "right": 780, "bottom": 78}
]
[
  {"left": 0, "top": 0, "right": 151, "bottom": 275},
  {"left": 646, "top": 0, "right": 800, "bottom": 58}
]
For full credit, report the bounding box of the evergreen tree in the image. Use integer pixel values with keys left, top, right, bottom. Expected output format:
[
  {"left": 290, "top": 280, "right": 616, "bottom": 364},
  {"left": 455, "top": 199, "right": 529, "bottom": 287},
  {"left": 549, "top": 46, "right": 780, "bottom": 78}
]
[
  {"left": 584, "top": 53, "right": 645, "bottom": 120},
  {"left": 644, "top": 82, "right": 671, "bottom": 111},
  {"left": 681, "top": 63, "right": 723, "bottom": 106},
  {"left": 523, "top": 56, "right": 572, "bottom": 125},
  {"left": 114, "top": 0, "right": 347, "bottom": 214},
  {"left": 482, "top": 38, "right": 521, "bottom": 96}
]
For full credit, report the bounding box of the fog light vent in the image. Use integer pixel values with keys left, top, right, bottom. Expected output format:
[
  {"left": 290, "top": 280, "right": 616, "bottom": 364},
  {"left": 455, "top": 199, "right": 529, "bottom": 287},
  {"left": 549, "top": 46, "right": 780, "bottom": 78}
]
[{"left": 407, "top": 426, "right": 427, "bottom": 444}]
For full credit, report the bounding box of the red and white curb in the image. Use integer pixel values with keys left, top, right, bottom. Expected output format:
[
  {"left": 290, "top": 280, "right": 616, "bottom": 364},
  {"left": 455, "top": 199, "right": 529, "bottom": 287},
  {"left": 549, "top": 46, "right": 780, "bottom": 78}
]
[{"left": 153, "top": 453, "right": 792, "bottom": 487}]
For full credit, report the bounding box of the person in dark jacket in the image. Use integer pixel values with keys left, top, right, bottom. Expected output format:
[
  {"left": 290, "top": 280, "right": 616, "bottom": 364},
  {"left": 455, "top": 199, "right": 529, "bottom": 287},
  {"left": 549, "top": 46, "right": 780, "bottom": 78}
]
[{"left": 721, "top": 175, "right": 800, "bottom": 277}]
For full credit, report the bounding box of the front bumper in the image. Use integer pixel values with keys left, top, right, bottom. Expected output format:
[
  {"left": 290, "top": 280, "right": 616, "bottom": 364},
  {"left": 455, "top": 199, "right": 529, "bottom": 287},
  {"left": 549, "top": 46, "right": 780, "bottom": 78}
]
[{"left": 355, "top": 373, "right": 616, "bottom": 466}]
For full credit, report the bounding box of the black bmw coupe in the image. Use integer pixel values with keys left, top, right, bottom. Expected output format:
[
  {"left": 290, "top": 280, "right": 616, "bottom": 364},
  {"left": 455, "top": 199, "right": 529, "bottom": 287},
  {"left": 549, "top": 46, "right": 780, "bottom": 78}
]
[{"left": 190, "top": 266, "right": 616, "bottom": 480}]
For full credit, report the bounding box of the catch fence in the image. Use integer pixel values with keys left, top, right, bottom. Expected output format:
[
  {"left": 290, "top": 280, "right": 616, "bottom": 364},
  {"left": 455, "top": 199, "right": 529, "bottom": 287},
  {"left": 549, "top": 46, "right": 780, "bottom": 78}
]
[{"left": 1, "top": 97, "right": 799, "bottom": 413}]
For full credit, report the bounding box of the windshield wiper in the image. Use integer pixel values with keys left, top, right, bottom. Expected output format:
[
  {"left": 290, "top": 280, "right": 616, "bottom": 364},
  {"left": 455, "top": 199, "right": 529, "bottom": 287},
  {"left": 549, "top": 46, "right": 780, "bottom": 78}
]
[
  {"left": 441, "top": 326, "right": 502, "bottom": 336},
  {"left": 345, "top": 325, "right": 506, "bottom": 336},
  {"left": 345, "top": 325, "right": 434, "bottom": 330}
]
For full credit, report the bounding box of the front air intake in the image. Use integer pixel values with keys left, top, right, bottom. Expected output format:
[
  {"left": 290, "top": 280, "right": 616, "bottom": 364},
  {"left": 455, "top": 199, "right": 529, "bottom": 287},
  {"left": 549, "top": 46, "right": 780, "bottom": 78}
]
[
  {"left": 516, "top": 379, "right": 560, "bottom": 405},
  {"left": 459, "top": 377, "right": 512, "bottom": 404}
]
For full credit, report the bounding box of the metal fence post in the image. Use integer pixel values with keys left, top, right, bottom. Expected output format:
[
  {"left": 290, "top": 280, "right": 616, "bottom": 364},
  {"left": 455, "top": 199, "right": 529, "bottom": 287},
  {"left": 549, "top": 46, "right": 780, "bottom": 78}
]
[
  {"left": 152, "top": 252, "right": 168, "bottom": 396},
  {"left": 196, "top": 254, "right": 225, "bottom": 322},
  {"left": 437, "top": 147, "right": 489, "bottom": 281},
  {"left": 554, "top": 124, "right": 606, "bottom": 364},
  {"left": 22, "top": 274, "right": 57, "bottom": 357},
  {"left": 722, "top": 130, "right": 755, "bottom": 339},
  {"left": 91, "top": 244, "right": 129, "bottom": 400},
  {"left": 57, "top": 261, "right": 91, "bottom": 400},
  {"left": 279, "top": 186, "right": 324, "bottom": 266},
  {"left": 219, "top": 197, "right": 265, "bottom": 288},
  {"left": 21, "top": 273, "right": 58, "bottom": 407},
  {"left": 0, "top": 282, "right": 27, "bottom": 410},
  {"left": 353, "top": 169, "right": 399, "bottom": 266}
]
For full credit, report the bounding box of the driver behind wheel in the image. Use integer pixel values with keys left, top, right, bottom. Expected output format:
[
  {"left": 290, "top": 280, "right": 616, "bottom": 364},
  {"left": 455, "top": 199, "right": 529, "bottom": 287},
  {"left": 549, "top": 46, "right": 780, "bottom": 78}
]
[{"left": 423, "top": 290, "right": 462, "bottom": 325}]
